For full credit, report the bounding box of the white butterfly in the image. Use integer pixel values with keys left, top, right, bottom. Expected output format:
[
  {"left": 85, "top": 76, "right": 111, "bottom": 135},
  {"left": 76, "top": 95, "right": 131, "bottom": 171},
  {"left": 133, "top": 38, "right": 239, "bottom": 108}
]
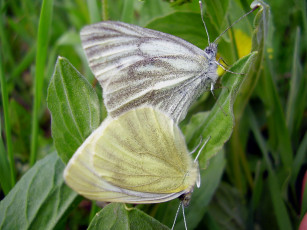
[
  {"left": 81, "top": 22, "right": 219, "bottom": 124},
  {"left": 80, "top": 2, "right": 259, "bottom": 123}
]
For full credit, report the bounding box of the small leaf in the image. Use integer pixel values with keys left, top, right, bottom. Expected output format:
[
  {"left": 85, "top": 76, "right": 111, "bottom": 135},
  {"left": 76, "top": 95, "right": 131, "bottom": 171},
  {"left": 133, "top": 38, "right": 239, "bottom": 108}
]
[
  {"left": 47, "top": 57, "right": 101, "bottom": 163},
  {"left": 0, "top": 153, "right": 78, "bottom": 230},
  {"left": 88, "top": 203, "right": 169, "bottom": 230},
  {"left": 187, "top": 52, "right": 257, "bottom": 166}
]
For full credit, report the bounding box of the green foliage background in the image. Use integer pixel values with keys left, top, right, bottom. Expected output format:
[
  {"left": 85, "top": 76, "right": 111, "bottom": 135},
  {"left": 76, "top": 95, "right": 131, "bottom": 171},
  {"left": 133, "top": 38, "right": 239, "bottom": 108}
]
[{"left": 0, "top": 0, "right": 306, "bottom": 229}]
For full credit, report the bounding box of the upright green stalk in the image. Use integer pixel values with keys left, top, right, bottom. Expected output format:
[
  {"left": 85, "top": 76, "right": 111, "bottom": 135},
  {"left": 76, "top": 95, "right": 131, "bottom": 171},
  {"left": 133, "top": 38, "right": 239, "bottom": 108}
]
[
  {"left": 30, "top": 0, "right": 54, "bottom": 166},
  {"left": 102, "top": 0, "right": 108, "bottom": 21},
  {"left": 0, "top": 53, "right": 15, "bottom": 188}
]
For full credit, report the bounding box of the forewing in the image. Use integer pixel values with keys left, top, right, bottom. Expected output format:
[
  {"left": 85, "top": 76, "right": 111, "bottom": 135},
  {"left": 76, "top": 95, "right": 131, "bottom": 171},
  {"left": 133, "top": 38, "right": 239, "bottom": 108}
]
[
  {"left": 64, "top": 118, "right": 186, "bottom": 203},
  {"left": 81, "top": 21, "right": 212, "bottom": 122},
  {"left": 92, "top": 107, "right": 195, "bottom": 194}
]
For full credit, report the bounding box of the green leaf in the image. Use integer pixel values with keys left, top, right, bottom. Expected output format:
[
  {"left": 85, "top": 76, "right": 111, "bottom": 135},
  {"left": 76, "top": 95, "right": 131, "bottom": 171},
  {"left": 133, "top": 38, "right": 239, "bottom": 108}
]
[
  {"left": 0, "top": 49, "right": 15, "bottom": 189},
  {"left": 205, "top": 0, "right": 229, "bottom": 33},
  {"left": 190, "top": 52, "right": 257, "bottom": 166},
  {"left": 47, "top": 57, "right": 101, "bottom": 163},
  {"left": 146, "top": 12, "right": 208, "bottom": 50},
  {"left": 0, "top": 115, "right": 12, "bottom": 195},
  {"left": 120, "top": 0, "right": 134, "bottom": 23},
  {"left": 0, "top": 153, "right": 78, "bottom": 230},
  {"left": 88, "top": 203, "right": 169, "bottom": 230},
  {"left": 138, "top": 0, "right": 173, "bottom": 27},
  {"left": 30, "top": 0, "right": 54, "bottom": 165}
]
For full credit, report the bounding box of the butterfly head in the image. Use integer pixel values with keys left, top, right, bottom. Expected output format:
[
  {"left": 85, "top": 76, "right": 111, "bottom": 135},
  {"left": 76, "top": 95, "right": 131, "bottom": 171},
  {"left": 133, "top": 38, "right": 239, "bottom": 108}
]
[
  {"left": 204, "top": 43, "right": 217, "bottom": 60},
  {"left": 179, "top": 191, "right": 193, "bottom": 207}
]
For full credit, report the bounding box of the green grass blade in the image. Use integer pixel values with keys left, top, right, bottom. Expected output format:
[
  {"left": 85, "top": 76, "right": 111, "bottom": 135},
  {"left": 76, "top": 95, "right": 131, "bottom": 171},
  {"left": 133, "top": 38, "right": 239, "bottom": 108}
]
[
  {"left": 102, "top": 0, "right": 109, "bottom": 21},
  {"left": 0, "top": 114, "right": 12, "bottom": 195},
  {"left": 0, "top": 10, "right": 14, "bottom": 68},
  {"left": 247, "top": 106, "right": 293, "bottom": 230},
  {"left": 120, "top": 0, "right": 134, "bottom": 23},
  {"left": 87, "top": 0, "right": 101, "bottom": 23},
  {"left": 0, "top": 53, "right": 15, "bottom": 189},
  {"left": 30, "top": 0, "right": 54, "bottom": 166},
  {"left": 286, "top": 27, "right": 306, "bottom": 141},
  {"left": 292, "top": 132, "right": 307, "bottom": 183}
]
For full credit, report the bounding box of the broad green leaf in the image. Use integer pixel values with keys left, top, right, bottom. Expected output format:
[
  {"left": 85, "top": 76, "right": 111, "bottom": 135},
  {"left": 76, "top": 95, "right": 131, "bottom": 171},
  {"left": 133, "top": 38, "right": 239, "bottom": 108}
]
[
  {"left": 47, "top": 57, "right": 100, "bottom": 163},
  {"left": 205, "top": 0, "right": 229, "bottom": 34},
  {"left": 88, "top": 203, "right": 169, "bottom": 230},
  {"left": 138, "top": 0, "right": 173, "bottom": 27},
  {"left": 191, "top": 52, "right": 257, "bottom": 166},
  {"left": 146, "top": 12, "right": 208, "bottom": 50},
  {"left": 0, "top": 153, "right": 78, "bottom": 230}
]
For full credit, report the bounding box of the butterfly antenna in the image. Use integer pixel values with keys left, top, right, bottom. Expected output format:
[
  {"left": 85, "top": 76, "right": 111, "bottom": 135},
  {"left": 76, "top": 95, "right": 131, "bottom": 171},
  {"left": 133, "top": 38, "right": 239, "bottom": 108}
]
[
  {"left": 199, "top": 0, "right": 210, "bottom": 45},
  {"left": 171, "top": 202, "right": 182, "bottom": 230},
  {"left": 190, "top": 136, "right": 203, "bottom": 155},
  {"left": 182, "top": 203, "right": 188, "bottom": 230},
  {"left": 194, "top": 136, "right": 211, "bottom": 163},
  {"left": 213, "top": 4, "right": 260, "bottom": 44}
]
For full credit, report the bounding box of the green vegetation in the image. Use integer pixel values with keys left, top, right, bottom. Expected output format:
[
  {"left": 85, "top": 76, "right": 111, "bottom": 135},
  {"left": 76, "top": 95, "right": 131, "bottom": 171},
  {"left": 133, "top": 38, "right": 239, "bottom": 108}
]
[{"left": 0, "top": 0, "right": 306, "bottom": 229}]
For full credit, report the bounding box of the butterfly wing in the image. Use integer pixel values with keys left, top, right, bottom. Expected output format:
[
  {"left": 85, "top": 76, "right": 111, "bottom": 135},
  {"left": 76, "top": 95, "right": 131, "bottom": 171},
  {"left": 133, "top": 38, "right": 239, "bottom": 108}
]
[
  {"left": 64, "top": 107, "right": 199, "bottom": 203},
  {"left": 81, "top": 21, "right": 217, "bottom": 123}
]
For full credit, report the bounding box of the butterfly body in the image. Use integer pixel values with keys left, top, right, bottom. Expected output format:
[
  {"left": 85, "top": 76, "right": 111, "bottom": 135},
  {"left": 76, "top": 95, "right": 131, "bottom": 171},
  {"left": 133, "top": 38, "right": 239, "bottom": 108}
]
[{"left": 81, "top": 21, "right": 218, "bottom": 123}]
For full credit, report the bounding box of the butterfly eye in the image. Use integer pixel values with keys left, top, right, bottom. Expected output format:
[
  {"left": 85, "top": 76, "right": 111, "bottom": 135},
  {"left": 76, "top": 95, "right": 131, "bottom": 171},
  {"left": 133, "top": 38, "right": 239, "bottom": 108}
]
[{"left": 204, "top": 47, "right": 213, "bottom": 58}]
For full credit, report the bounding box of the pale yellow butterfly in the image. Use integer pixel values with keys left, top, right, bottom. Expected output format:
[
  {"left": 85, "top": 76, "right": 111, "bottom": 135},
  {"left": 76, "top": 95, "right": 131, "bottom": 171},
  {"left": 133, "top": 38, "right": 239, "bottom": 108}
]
[{"left": 64, "top": 107, "right": 209, "bottom": 229}]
